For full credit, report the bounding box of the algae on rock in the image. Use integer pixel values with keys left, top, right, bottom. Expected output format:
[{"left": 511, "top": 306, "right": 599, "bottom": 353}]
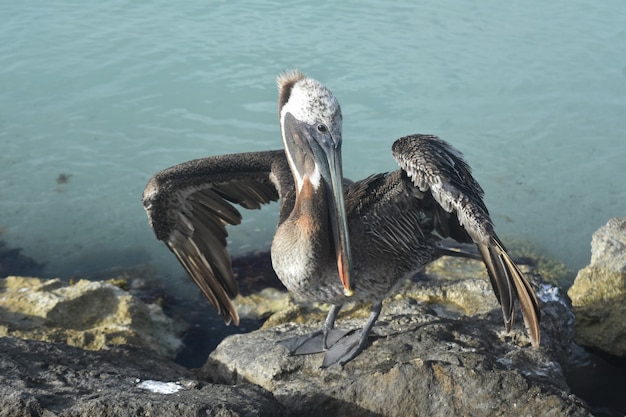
[{"left": 0, "top": 276, "right": 183, "bottom": 357}]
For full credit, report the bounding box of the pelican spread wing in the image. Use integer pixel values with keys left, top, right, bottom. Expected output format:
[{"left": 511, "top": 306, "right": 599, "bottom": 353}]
[
  {"left": 142, "top": 150, "right": 292, "bottom": 325},
  {"left": 392, "top": 134, "right": 541, "bottom": 347}
]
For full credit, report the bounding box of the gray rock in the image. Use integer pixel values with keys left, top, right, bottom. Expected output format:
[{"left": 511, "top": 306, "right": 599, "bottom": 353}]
[
  {"left": 204, "top": 275, "right": 591, "bottom": 417},
  {"left": 568, "top": 217, "right": 626, "bottom": 358},
  {"left": 0, "top": 336, "right": 285, "bottom": 417},
  {"left": 588, "top": 217, "right": 626, "bottom": 273}
]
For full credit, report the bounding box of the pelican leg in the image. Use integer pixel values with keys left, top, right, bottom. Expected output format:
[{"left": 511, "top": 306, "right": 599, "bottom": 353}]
[
  {"left": 278, "top": 304, "right": 350, "bottom": 355},
  {"left": 321, "top": 301, "right": 382, "bottom": 368},
  {"left": 321, "top": 304, "right": 342, "bottom": 348}
]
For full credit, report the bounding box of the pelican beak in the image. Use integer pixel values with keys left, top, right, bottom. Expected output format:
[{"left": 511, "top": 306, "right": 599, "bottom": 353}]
[{"left": 316, "top": 132, "right": 354, "bottom": 297}]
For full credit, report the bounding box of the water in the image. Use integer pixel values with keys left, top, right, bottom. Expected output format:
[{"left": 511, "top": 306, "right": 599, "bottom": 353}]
[{"left": 1, "top": 1, "right": 625, "bottom": 285}]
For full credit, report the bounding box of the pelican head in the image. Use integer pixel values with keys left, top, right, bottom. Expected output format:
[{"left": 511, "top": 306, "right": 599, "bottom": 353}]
[{"left": 277, "top": 70, "right": 354, "bottom": 296}]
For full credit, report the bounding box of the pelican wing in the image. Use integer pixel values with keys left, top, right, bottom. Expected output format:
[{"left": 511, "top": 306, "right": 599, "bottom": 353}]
[
  {"left": 142, "top": 150, "right": 293, "bottom": 325},
  {"left": 392, "top": 134, "right": 540, "bottom": 347}
]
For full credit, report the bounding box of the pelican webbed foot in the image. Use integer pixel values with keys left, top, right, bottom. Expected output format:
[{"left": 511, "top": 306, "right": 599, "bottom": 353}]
[
  {"left": 279, "top": 328, "right": 352, "bottom": 355},
  {"left": 320, "top": 330, "right": 367, "bottom": 367},
  {"left": 279, "top": 302, "right": 384, "bottom": 367},
  {"left": 320, "top": 302, "right": 382, "bottom": 367},
  {"left": 279, "top": 304, "right": 346, "bottom": 354}
]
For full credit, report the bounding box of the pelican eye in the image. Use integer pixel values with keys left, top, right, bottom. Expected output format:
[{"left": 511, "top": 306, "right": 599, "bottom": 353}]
[{"left": 316, "top": 124, "right": 328, "bottom": 134}]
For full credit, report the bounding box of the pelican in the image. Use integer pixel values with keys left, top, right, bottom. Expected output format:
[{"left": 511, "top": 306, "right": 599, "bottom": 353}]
[{"left": 142, "top": 70, "right": 541, "bottom": 367}]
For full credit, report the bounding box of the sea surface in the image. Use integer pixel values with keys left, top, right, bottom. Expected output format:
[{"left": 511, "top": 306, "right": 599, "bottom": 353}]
[{"left": 1, "top": 1, "right": 625, "bottom": 292}]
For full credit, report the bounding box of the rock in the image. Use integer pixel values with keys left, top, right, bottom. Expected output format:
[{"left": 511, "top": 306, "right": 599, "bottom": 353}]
[
  {"left": 587, "top": 217, "right": 626, "bottom": 273},
  {"left": 0, "top": 250, "right": 597, "bottom": 416},
  {"left": 0, "top": 276, "right": 184, "bottom": 357},
  {"left": 568, "top": 217, "right": 626, "bottom": 358},
  {"left": 0, "top": 336, "right": 285, "bottom": 417},
  {"left": 203, "top": 258, "right": 591, "bottom": 417}
]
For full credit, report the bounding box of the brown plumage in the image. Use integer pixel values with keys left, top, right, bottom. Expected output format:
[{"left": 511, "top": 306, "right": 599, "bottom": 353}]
[{"left": 142, "top": 71, "right": 541, "bottom": 366}]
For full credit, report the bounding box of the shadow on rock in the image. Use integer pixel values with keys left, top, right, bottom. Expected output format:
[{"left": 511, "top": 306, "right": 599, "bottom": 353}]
[{"left": 0, "top": 336, "right": 285, "bottom": 417}]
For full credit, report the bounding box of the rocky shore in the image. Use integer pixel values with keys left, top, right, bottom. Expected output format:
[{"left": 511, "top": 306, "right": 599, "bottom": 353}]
[
  {"left": 568, "top": 218, "right": 626, "bottom": 359},
  {"left": 1, "top": 218, "right": 625, "bottom": 416}
]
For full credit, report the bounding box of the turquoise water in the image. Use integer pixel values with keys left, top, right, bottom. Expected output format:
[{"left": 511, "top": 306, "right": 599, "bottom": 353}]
[{"left": 1, "top": 1, "right": 625, "bottom": 285}]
